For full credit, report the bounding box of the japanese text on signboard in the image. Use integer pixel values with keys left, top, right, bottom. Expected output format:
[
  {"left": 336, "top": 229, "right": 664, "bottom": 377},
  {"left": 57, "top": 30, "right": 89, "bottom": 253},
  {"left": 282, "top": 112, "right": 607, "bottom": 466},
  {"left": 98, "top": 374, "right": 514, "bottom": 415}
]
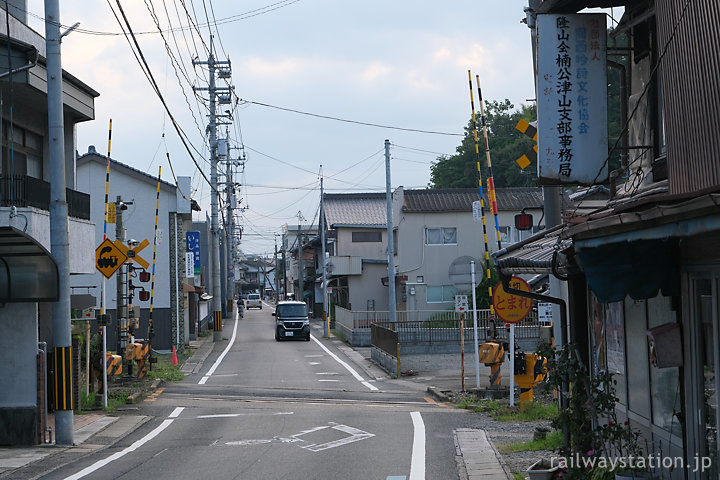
[{"left": 537, "top": 13, "right": 607, "bottom": 185}]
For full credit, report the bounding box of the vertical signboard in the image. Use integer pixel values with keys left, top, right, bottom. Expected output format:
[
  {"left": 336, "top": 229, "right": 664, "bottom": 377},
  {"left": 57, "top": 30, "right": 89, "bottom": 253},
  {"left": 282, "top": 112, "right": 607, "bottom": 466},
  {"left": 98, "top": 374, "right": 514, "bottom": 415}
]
[
  {"left": 537, "top": 13, "right": 608, "bottom": 185},
  {"left": 186, "top": 231, "right": 201, "bottom": 275},
  {"left": 185, "top": 252, "right": 195, "bottom": 278}
]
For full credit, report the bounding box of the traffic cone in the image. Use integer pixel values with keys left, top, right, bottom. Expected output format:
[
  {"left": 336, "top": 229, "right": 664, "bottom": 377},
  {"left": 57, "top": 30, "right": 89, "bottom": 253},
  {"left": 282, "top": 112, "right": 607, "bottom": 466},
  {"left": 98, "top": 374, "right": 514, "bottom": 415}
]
[{"left": 171, "top": 346, "right": 178, "bottom": 365}]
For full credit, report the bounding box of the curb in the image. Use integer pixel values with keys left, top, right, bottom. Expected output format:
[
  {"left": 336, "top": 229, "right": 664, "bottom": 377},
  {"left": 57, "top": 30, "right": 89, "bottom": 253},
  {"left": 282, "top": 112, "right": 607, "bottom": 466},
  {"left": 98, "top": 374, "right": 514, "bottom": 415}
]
[{"left": 427, "top": 386, "right": 453, "bottom": 402}]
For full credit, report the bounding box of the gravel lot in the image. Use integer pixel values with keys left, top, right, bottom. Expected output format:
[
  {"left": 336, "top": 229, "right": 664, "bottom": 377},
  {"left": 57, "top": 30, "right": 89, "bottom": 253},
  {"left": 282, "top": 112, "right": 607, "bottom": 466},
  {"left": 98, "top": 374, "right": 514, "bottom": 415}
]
[{"left": 446, "top": 390, "right": 559, "bottom": 479}]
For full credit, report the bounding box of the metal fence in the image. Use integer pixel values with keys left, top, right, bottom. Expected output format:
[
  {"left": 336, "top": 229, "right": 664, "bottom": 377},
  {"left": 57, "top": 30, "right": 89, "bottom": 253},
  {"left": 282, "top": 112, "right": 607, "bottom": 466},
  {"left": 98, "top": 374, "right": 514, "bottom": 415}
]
[
  {"left": 0, "top": 174, "right": 90, "bottom": 220},
  {"left": 335, "top": 306, "right": 543, "bottom": 343}
]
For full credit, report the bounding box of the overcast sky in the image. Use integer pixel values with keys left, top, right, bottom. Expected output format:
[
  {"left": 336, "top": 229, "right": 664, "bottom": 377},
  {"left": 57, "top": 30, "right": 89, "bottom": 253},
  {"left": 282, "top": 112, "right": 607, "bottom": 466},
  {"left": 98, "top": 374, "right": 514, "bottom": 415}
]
[{"left": 26, "top": 1, "right": 621, "bottom": 255}]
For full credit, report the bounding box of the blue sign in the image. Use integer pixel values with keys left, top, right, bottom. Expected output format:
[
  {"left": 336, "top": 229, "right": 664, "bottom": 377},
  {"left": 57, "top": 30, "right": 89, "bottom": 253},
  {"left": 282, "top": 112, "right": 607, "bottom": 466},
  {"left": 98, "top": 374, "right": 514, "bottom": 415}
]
[{"left": 186, "top": 231, "right": 201, "bottom": 275}]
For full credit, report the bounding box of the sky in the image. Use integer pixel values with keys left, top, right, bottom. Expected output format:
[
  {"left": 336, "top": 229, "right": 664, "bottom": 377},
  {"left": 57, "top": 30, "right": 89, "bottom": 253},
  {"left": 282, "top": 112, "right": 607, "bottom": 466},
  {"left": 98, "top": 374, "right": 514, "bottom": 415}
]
[{"left": 25, "top": 1, "right": 621, "bottom": 256}]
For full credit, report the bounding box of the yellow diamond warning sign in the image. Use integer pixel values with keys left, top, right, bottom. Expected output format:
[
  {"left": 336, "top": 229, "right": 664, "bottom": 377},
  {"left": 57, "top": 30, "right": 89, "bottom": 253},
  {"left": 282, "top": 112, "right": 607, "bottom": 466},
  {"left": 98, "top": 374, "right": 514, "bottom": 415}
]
[{"left": 95, "top": 238, "right": 127, "bottom": 278}]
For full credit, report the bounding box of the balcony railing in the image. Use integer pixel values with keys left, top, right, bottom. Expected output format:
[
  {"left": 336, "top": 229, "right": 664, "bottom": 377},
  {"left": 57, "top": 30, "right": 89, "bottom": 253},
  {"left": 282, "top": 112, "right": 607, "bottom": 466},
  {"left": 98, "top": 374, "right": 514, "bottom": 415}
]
[{"left": 0, "top": 175, "right": 90, "bottom": 220}]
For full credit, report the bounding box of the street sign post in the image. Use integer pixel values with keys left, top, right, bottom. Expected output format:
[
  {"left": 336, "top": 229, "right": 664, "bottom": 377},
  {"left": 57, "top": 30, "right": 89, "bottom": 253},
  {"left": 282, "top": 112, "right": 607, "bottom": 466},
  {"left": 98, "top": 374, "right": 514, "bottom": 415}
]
[{"left": 492, "top": 276, "right": 533, "bottom": 407}]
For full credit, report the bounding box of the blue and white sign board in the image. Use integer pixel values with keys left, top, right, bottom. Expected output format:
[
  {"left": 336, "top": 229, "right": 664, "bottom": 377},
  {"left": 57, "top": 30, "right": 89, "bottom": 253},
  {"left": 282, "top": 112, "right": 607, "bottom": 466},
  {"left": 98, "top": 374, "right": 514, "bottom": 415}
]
[
  {"left": 186, "top": 231, "right": 201, "bottom": 275},
  {"left": 537, "top": 13, "right": 608, "bottom": 185}
]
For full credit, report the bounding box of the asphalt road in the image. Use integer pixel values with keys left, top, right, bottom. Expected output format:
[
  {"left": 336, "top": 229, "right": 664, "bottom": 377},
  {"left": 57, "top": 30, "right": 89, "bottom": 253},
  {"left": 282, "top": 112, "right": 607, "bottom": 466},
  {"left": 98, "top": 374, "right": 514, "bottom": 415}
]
[{"left": 40, "top": 305, "right": 468, "bottom": 480}]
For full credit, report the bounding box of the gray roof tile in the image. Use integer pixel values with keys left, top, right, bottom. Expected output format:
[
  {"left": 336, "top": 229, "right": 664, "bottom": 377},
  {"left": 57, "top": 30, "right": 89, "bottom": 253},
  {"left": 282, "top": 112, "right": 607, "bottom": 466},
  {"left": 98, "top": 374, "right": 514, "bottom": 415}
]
[
  {"left": 324, "top": 193, "right": 387, "bottom": 226},
  {"left": 402, "top": 187, "right": 544, "bottom": 212}
]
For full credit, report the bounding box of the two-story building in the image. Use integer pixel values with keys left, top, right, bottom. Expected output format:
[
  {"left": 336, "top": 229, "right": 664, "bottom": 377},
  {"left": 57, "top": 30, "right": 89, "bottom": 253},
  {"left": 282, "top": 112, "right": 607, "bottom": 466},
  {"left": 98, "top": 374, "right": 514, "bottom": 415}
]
[
  {"left": 0, "top": 2, "right": 98, "bottom": 445},
  {"left": 493, "top": 1, "right": 720, "bottom": 477}
]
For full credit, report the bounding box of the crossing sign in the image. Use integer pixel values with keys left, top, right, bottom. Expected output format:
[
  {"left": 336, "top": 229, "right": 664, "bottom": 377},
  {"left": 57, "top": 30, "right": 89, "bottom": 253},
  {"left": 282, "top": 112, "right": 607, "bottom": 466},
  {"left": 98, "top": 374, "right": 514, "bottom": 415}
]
[
  {"left": 95, "top": 238, "right": 127, "bottom": 278},
  {"left": 114, "top": 238, "right": 150, "bottom": 269}
]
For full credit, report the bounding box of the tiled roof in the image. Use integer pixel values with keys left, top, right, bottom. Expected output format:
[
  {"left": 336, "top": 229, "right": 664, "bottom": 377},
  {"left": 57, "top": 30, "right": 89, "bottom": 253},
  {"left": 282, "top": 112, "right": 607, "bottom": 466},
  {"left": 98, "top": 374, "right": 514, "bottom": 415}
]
[
  {"left": 324, "top": 193, "right": 387, "bottom": 227},
  {"left": 402, "top": 187, "right": 544, "bottom": 212}
]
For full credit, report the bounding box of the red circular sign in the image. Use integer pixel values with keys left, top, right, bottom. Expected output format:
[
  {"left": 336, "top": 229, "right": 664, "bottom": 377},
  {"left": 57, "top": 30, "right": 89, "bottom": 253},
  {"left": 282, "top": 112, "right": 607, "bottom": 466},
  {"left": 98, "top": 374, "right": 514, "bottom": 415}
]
[{"left": 492, "top": 277, "right": 533, "bottom": 324}]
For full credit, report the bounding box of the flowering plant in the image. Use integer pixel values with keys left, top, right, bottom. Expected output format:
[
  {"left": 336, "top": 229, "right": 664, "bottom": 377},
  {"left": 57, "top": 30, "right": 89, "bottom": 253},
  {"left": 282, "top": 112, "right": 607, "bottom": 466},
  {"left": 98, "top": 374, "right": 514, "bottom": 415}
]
[{"left": 538, "top": 343, "right": 645, "bottom": 480}]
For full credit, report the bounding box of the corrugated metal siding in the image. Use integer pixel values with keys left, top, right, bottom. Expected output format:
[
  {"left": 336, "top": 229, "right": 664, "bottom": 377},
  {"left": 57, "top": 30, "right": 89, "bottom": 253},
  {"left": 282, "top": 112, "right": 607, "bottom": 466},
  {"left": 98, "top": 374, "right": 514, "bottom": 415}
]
[{"left": 657, "top": 0, "right": 720, "bottom": 194}]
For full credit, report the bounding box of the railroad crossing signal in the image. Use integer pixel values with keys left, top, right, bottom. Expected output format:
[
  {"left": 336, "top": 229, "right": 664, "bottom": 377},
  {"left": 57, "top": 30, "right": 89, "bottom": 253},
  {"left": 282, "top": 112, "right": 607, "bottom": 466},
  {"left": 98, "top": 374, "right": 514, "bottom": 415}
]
[
  {"left": 114, "top": 238, "right": 150, "bottom": 269},
  {"left": 515, "top": 119, "right": 537, "bottom": 170},
  {"left": 95, "top": 238, "right": 128, "bottom": 278}
]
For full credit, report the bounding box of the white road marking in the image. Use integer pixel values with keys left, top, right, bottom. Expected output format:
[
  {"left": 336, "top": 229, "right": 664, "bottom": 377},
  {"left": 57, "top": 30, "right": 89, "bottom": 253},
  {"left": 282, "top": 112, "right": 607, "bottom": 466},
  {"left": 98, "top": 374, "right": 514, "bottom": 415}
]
[
  {"left": 317, "top": 379, "right": 339, "bottom": 382},
  {"left": 197, "top": 412, "right": 294, "bottom": 419},
  {"left": 198, "top": 317, "right": 239, "bottom": 385},
  {"left": 315, "top": 372, "right": 338, "bottom": 375},
  {"left": 227, "top": 422, "right": 374, "bottom": 452},
  {"left": 409, "top": 412, "right": 426, "bottom": 480},
  {"left": 304, "top": 355, "right": 324, "bottom": 358},
  {"left": 64, "top": 407, "right": 185, "bottom": 480},
  {"left": 310, "top": 334, "right": 378, "bottom": 391},
  {"left": 308, "top": 362, "right": 321, "bottom": 365},
  {"left": 298, "top": 423, "right": 374, "bottom": 452},
  {"left": 168, "top": 407, "right": 184, "bottom": 418}
]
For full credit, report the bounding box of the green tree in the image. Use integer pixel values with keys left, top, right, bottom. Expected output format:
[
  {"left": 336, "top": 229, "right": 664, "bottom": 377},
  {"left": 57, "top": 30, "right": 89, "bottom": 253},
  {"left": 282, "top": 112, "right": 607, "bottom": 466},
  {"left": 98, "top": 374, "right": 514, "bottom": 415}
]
[{"left": 429, "top": 100, "right": 537, "bottom": 189}]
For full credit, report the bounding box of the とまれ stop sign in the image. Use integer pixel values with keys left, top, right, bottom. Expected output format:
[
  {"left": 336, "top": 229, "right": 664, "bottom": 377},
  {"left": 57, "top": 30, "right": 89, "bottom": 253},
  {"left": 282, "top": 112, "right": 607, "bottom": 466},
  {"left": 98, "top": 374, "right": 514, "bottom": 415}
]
[{"left": 492, "top": 277, "right": 533, "bottom": 323}]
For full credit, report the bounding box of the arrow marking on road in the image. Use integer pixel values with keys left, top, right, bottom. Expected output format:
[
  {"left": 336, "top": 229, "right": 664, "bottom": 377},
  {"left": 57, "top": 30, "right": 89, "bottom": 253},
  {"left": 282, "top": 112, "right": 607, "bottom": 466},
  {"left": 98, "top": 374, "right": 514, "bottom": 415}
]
[{"left": 225, "top": 422, "right": 374, "bottom": 453}]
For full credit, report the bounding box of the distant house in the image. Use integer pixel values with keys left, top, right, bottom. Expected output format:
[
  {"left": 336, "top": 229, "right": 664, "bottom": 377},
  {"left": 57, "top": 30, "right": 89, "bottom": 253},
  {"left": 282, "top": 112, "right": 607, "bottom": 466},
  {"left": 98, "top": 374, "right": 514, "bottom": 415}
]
[
  {"left": 392, "top": 187, "right": 545, "bottom": 312},
  {"left": 324, "top": 193, "right": 389, "bottom": 313}
]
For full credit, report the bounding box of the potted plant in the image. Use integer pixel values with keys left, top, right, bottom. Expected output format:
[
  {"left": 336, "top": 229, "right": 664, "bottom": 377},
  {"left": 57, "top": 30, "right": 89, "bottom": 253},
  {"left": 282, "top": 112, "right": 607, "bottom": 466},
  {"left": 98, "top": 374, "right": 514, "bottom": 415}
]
[{"left": 537, "top": 344, "right": 658, "bottom": 480}]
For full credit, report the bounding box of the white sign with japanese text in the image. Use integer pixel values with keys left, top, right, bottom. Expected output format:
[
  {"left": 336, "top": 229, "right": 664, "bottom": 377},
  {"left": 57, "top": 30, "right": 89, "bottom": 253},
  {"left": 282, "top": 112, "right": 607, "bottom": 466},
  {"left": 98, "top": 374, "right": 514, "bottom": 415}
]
[{"left": 537, "top": 13, "right": 608, "bottom": 185}]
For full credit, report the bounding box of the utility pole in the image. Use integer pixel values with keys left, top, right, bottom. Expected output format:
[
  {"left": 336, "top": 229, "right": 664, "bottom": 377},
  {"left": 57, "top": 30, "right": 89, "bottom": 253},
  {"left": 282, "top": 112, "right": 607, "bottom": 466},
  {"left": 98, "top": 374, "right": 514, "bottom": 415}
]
[
  {"left": 296, "top": 211, "right": 304, "bottom": 303},
  {"left": 384, "top": 140, "right": 397, "bottom": 325},
  {"left": 45, "top": 0, "right": 73, "bottom": 445},
  {"left": 320, "top": 171, "right": 328, "bottom": 338},
  {"left": 274, "top": 237, "right": 279, "bottom": 301},
  {"left": 224, "top": 134, "right": 234, "bottom": 307},
  {"left": 194, "top": 37, "right": 232, "bottom": 342}
]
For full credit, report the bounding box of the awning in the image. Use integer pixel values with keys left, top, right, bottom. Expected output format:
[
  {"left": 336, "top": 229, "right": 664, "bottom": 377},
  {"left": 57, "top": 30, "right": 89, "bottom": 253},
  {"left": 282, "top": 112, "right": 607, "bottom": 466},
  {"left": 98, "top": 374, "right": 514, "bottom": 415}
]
[
  {"left": 575, "top": 238, "right": 679, "bottom": 303},
  {"left": 0, "top": 226, "right": 59, "bottom": 302},
  {"left": 492, "top": 224, "right": 576, "bottom": 277}
]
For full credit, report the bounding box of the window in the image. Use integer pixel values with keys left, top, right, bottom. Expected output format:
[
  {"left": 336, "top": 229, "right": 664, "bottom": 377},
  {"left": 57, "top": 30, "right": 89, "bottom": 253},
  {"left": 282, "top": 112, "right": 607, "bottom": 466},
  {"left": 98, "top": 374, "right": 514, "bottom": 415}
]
[
  {"left": 425, "top": 227, "right": 457, "bottom": 245},
  {"left": 352, "top": 231, "right": 382, "bottom": 242},
  {"left": 427, "top": 285, "right": 457, "bottom": 303}
]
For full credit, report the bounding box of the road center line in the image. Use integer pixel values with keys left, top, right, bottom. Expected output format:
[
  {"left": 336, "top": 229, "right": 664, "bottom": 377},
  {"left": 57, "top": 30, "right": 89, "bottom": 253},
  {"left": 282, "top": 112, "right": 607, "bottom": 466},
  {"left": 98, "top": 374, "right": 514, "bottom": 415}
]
[
  {"left": 310, "top": 334, "right": 378, "bottom": 391},
  {"left": 64, "top": 407, "right": 185, "bottom": 480},
  {"left": 409, "top": 411, "right": 426, "bottom": 480},
  {"left": 199, "top": 317, "right": 239, "bottom": 385}
]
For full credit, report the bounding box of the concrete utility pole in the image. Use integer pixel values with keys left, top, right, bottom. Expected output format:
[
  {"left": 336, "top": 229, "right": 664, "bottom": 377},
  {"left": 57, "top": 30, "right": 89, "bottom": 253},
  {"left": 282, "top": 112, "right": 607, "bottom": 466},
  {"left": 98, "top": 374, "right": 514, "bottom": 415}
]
[
  {"left": 384, "top": 140, "right": 397, "bottom": 325},
  {"left": 320, "top": 172, "right": 328, "bottom": 337},
  {"left": 274, "top": 237, "right": 279, "bottom": 300},
  {"left": 193, "top": 37, "right": 232, "bottom": 342},
  {"left": 225, "top": 145, "right": 234, "bottom": 304},
  {"left": 45, "top": 0, "right": 73, "bottom": 445},
  {"left": 296, "top": 211, "right": 304, "bottom": 303}
]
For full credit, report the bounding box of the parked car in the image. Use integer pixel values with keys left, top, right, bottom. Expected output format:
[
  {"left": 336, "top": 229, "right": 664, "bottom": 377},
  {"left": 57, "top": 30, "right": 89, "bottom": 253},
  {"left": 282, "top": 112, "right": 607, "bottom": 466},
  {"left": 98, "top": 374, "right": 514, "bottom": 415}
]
[
  {"left": 273, "top": 301, "right": 310, "bottom": 341},
  {"left": 246, "top": 293, "right": 262, "bottom": 309}
]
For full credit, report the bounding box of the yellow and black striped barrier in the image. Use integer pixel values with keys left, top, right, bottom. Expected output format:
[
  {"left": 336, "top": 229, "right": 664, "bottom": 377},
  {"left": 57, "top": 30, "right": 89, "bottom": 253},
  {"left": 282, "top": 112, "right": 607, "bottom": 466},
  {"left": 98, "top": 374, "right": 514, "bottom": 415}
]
[
  {"left": 107, "top": 353, "right": 122, "bottom": 377},
  {"left": 478, "top": 342, "right": 505, "bottom": 388},
  {"left": 136, "top": 342, "right": 150, "bottom": 379},
  {"left": 213, "top": 311, "right": 222, "bottom": 332},
  {"left": 53, "top": 346, "right": 73, "bottom": 411}
]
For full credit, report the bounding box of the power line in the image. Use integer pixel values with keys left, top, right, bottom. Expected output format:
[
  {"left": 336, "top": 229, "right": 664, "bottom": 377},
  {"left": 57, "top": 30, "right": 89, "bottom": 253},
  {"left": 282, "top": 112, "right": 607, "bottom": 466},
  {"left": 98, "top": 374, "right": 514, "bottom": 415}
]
[{"left": 239, "top": 99, "right": 465, "bottom": 136}]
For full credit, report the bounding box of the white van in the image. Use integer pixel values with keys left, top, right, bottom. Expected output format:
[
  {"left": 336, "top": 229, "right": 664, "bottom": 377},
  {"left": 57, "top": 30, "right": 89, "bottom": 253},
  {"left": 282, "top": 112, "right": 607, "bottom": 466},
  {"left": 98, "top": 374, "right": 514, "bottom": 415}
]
[{"left": 246, "top": 293, "right": 262, "bottom": 309}]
